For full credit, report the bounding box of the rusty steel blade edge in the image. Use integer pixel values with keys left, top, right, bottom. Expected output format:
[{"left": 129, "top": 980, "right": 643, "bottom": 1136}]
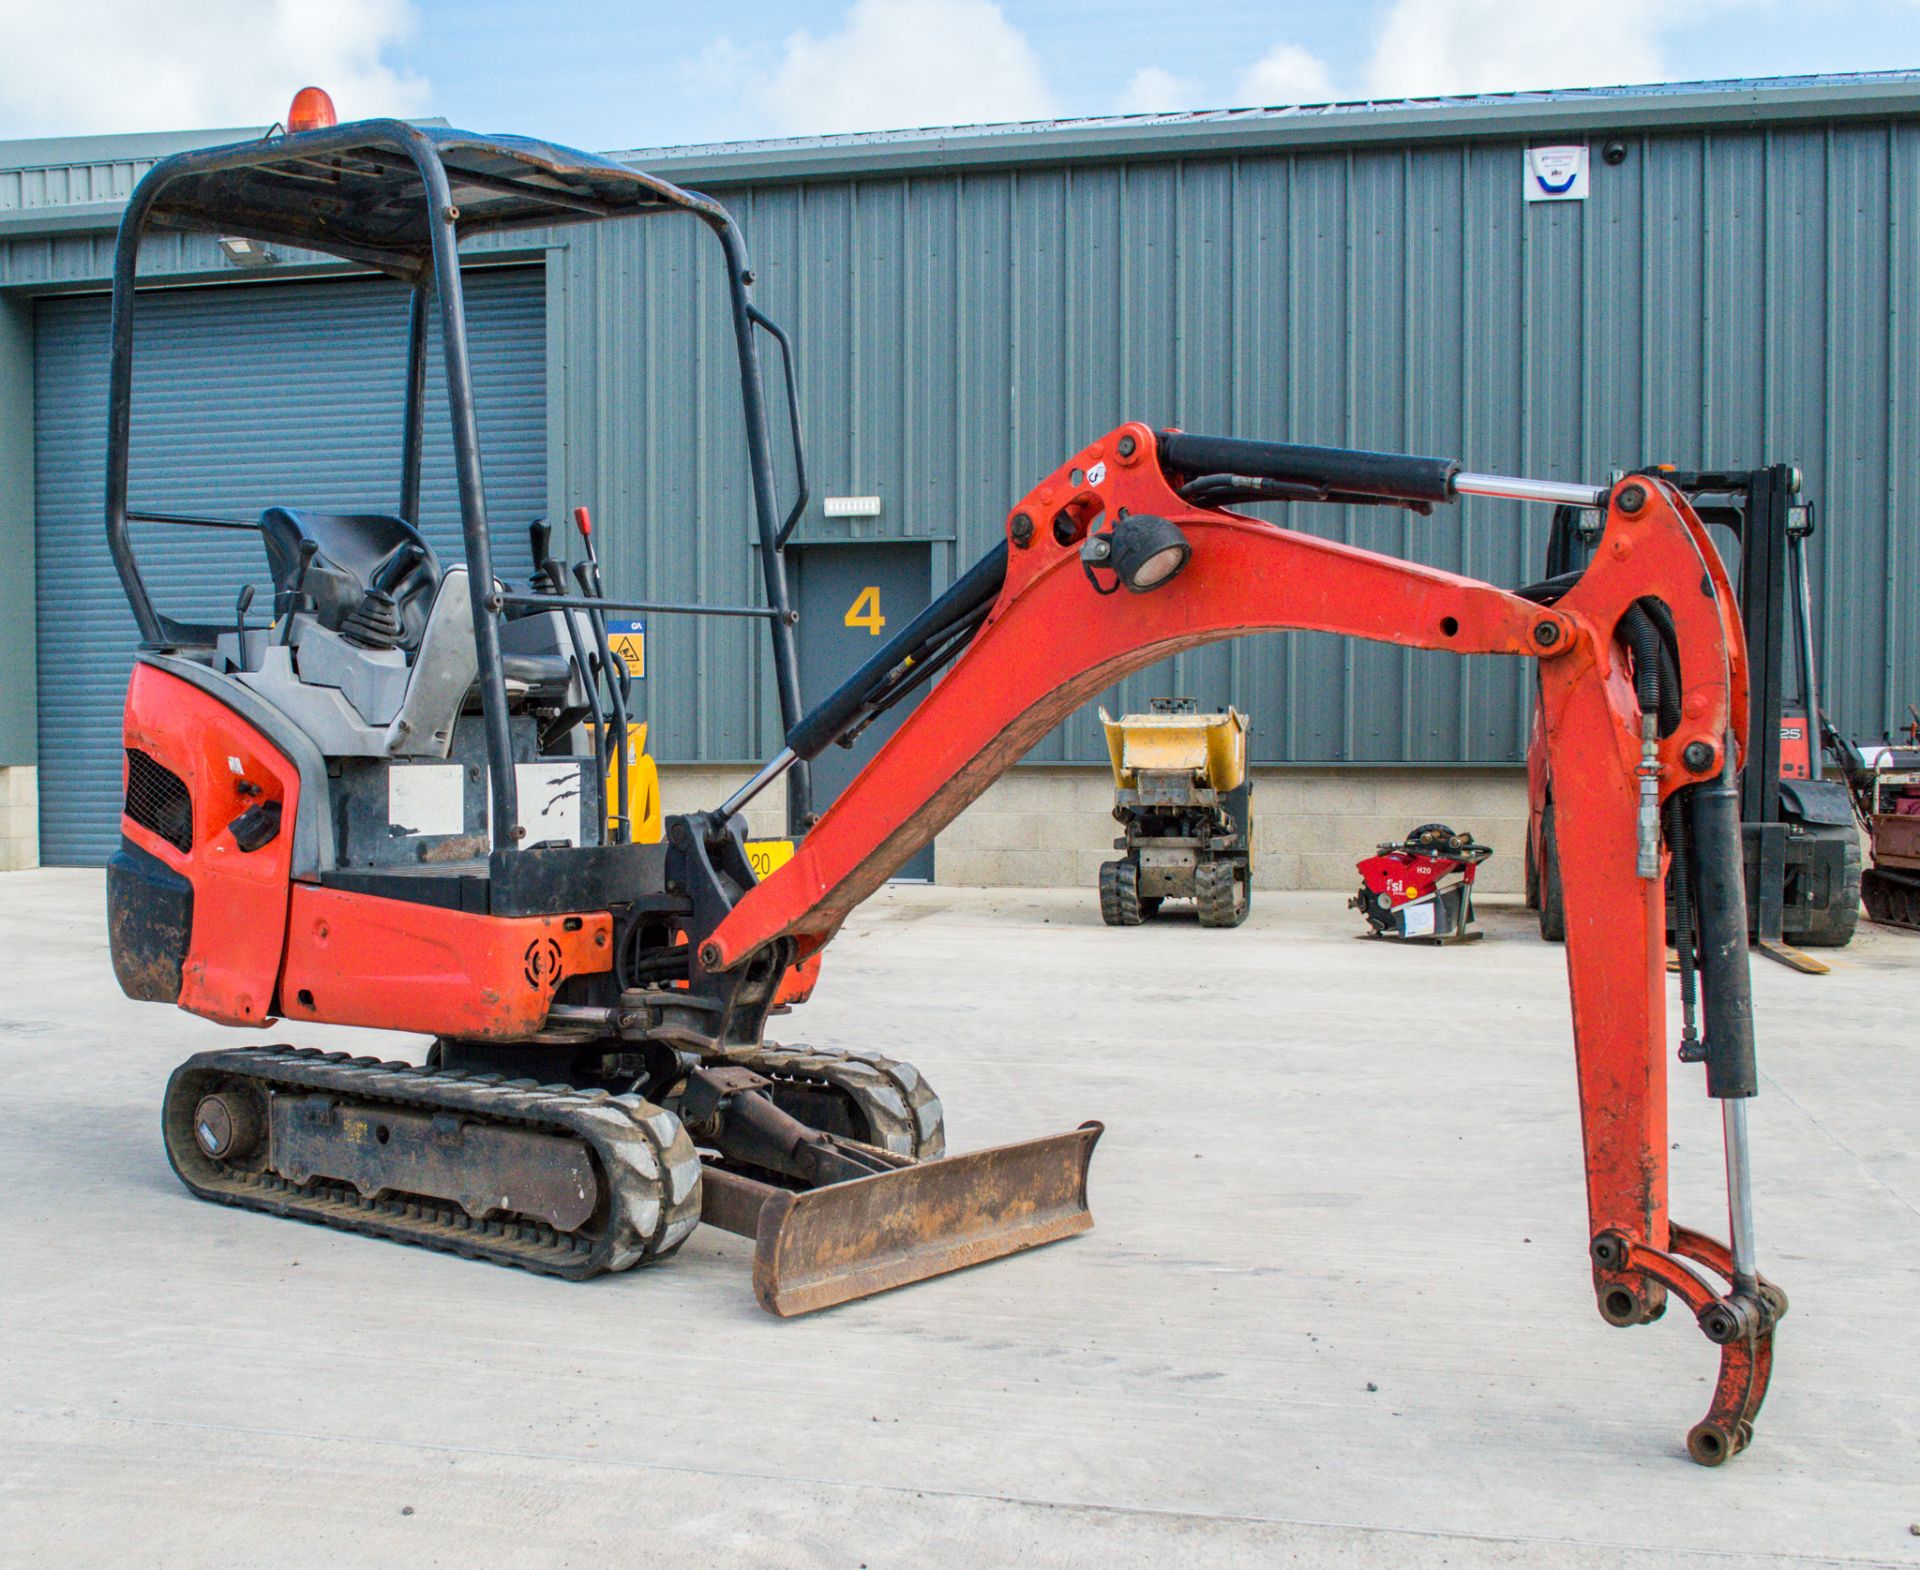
[{"left": 748, "top": 1122, "right": 1104, "bottom": 1316}]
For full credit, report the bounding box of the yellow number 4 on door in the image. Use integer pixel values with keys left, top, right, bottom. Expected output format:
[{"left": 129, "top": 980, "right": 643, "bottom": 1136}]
[{"left": 844, "top": 586, "right": 885, "bottom": 635}]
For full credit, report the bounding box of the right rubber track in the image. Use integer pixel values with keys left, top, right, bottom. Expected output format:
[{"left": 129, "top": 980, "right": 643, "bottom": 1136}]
[
  {"left": 734, "top": 1042, "right": 947, "bottom": 1159},
  {"left": 163, "top": 1045, "right": 703, "bottom": 1279}
]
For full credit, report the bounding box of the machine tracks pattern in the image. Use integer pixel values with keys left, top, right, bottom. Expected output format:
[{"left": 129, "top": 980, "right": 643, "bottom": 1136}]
[
  {"left": 727, "top": 1043, "right": 947, "bottom": 1159},
  {"left": 162, "top": 1046, "right": 703, "bottom": 1279}
]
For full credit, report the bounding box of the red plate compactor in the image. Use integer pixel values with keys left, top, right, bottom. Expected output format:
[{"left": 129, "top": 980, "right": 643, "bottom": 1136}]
[
  {"left": 103, "top": 97, "right": 1783, "bottom": 1464},
  {"left": 1353, "top": 824, "right": 1492, "bottom": 943}
]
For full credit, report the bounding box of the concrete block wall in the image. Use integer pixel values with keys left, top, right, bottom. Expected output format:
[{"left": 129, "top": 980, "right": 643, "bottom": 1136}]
[
  {"left": 657, "top": 766, "right": 793, "bottom": 845},
  {"left": 659, "top": 763, "right": 1530, "bottom": 893},
  {"left": 0, "top": 767, "right": 39, "bottom": 871}
]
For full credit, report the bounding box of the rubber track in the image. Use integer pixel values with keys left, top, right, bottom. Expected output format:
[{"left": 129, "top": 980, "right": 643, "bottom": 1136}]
[
  {"left": 1099, "top": 859, "right": 1143, "bottom": 926},
  {"left": 731, "top": 1043, "right": 946, "bottom": 1159},
  {"left": 163, "top": 1046, "right": 703, "bottom": 1279},
  {"left": 1863, "top": 865, "right": 1920, "bottom": 931},
  {"left": 1195, "top": 860, "right": 1247, "bottom": 928}
]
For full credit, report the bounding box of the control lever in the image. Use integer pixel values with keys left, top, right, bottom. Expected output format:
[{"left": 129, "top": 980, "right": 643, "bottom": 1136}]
[
  {"left": 529, "top": 518, "right": 554, "bottom": 590},
  {"left": 574, "top": 558, "right": 631, "bottom": 842},
  {"left": 572, "top": 507, "right": 631, "bottom": 842},
  {"left": 232, "top": 584, "right": 255, "bottom": 668},
  {"left": 541, "top": 550, "right": 609, "bottom": 846},
  {"left": 370, "top": 541, "right": 427, "bottom": 597},
  {"left": 280, "top": 539, "right": 319, "bottom": 647}
]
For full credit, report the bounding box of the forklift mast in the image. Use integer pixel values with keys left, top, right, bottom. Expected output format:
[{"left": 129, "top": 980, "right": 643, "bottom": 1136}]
[{"left": 1531, "top": 463, "right": 1858, "bottom": 965}]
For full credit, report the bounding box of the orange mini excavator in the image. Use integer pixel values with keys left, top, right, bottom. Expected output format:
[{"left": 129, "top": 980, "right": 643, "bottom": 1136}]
[{"left": 107, "top": 102, "right": 1781, "bottom": 1465}]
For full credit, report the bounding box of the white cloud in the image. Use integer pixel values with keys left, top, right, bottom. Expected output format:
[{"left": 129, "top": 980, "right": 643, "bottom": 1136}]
[
  {"left": 1366, "top": 0, "right": 1676, "bottom": 98},
  {"left": 1123, "top": 65, "right": 1206, "bottom": 114},
  {"left": 1237, "top": 42, "right": 1337, "bottom": 106},
  {"left": 758, "top": 0, "right": 1058, "bottom": 134},
  {"left": 0, "top": 0, "right": 429, "bottom": 139}
]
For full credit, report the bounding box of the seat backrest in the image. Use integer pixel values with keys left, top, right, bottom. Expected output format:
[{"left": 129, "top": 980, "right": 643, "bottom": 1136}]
[
  {"left": 260, "top": 508, "right": 443, "bottom": 650},
  {"left": 382, "top": 567, "right": 478, "bottom": 757}
]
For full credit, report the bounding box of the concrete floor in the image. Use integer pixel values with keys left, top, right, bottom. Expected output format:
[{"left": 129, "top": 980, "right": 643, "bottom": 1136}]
[{"left": 1, "top": 869, "right": 1916, "bottom": 1569}]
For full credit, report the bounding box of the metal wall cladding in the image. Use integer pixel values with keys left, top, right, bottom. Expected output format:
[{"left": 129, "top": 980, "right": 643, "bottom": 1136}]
[
  {"left": 0, "top": 153, "right": 152, "bottom": 216},
  {"left": 11, "top": 113, "right": 1918, "bottom": 772},
  {"left": 545, "top": 120, "right": 1920, "bottom": 768}
]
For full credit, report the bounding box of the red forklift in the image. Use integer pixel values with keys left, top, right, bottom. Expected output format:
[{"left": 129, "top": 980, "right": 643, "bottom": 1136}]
[{"left": 1526, "top": 465, "right": 1859, "bottom": 970}]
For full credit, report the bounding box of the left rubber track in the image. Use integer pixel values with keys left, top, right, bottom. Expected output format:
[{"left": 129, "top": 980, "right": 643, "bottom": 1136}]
[{"left": 163, "top": 1046, "right": 704, "bottom": 1277}]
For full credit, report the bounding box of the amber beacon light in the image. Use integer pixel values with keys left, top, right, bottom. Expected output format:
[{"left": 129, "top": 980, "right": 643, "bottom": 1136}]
[{"left": 287, "top": 87, "right": 338, "bottom": 133}]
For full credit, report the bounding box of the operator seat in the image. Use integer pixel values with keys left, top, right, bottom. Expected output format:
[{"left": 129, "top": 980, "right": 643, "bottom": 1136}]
[{"left": 260, "top": 508, "right": 443, "bottom": 652}]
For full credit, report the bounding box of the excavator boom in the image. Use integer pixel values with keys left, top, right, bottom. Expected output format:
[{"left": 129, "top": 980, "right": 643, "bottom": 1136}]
[{"left": 695, "top": 423, "right": 1780, "bottom": 1465}]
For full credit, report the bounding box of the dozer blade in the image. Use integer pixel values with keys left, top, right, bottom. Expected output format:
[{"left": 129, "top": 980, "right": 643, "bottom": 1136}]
[{"left": 700, "top": 1122, "right": 1103, "bottom": 1316}]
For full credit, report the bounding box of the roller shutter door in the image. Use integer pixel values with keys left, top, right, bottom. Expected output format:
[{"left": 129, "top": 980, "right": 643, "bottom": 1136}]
[{"left": 32, "top": 266, "right": 545, "bottom": 864}]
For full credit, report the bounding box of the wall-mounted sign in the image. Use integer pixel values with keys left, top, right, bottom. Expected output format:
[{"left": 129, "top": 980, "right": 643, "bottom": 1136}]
[
  {"left": 607, "top": 618, "right": 646, "bottom": 679},
  {"left": 1524, "top": 144, "right": 1589, "bottom": 203},
  {"left": 823, "top": 495, "right": 882, "bottom": 518}
]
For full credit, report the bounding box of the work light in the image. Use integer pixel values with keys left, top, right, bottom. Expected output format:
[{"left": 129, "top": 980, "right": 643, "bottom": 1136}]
[{"left": 1083, "top": 514, "right": 1192, "bottom": 594}]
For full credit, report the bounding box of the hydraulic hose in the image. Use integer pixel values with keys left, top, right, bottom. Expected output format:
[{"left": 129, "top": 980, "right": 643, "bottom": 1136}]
[
  {"left": 839, "top": 601, "right": 994, "bottom": 747},
  {"left": 1639, "top": 597, "right": 1684, "bottom": 737},
  {"left": 1665, "top": 793, "right": 1704, "bottom": 1063},
  {"left": 1620, "top": 604, "right": 1662, "bottom": 715},
  {"left": 1619, "top": 602, "right": 1668, "bottom": 879},
  {"left": 785, "top": 541, "right": 1009, "bottom": 762}
]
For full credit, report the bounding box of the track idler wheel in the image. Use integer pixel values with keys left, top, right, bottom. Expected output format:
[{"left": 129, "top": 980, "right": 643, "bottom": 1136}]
[{"left": 191, "top": 1087, "right": 267, "bottom": 1162}]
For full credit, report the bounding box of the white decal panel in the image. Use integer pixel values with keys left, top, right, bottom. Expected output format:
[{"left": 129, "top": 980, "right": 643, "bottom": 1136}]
[{"left": 388, "top": 765, "right": 465, "bottom": 838}]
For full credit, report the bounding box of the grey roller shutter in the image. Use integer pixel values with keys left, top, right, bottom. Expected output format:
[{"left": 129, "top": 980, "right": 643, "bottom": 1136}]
[{"left": 32, "top": 265, "right": 545, "bottom": 864}]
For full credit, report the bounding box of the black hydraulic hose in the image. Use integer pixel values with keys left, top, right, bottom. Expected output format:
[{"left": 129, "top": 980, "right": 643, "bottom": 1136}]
[
  {"left": 786, "top": 540, "right": 1010, "bottom": 762},
  {"left": 1620, "top": 604, "right": 1662, "bottom": 715},
  {"left": 1515, "top": 581, "right": 1681, "bottom": 740},
  {"left": 575, "top": 561, "right": 631, "bottom": 843},
  {"left": 1686, "top": 751, "right": 1760, "bottom": 1100},
  {"left": 1177, "top": 472, "right": 1331, "bottom": 508},
  {"left": 542, "top": 556, "right": 608, "bottom": 846},
  {"left": 1514, "top": 569, "right": 1586, "bottom": 605},
  {"left": 839, "top": 600, "right": 994, "bottom": 747},
  {"left": 1638, "top": 598, "right": 1684, "bottom": 737},
  {"left": 1665, "top": 793, "right": 1704, "bottom": 1063}
]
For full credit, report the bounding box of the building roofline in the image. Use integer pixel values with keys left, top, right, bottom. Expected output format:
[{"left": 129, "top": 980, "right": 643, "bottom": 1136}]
[
  {"left": 609, "top": 72, "right": 1920, "bottom": 187},
  {"left": 3, "top": 72, "right": 1919, "bottom": 240},
  {"left": 0, "top": 126, "right": 268, "bottom": 173}
]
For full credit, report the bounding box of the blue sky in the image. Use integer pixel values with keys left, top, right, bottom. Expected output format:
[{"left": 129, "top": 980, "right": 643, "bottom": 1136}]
[{"left": 1, "top": 0, "right": 1918, "bottom": 149}]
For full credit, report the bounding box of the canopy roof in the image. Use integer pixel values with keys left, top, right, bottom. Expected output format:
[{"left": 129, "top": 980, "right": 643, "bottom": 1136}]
[{"left": 137, "top": 121, "right": 716, "bottom": 274}]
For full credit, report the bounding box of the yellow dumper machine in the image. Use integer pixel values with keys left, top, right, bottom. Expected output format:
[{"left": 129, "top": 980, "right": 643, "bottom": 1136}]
[{"left": 1098, "top": 699, "right": 1253, "bottom": 927}]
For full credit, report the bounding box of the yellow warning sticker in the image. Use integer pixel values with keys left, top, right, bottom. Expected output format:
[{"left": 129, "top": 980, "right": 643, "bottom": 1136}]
[
  {"left": 607, "top": 617, "right": 646, "bottom": 679},
  {"left": 745, "top": 839, "right": 795, "bottom": 881}
]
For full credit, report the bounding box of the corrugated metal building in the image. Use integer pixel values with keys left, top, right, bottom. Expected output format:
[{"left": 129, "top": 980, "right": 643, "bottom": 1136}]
[{"left": 1, "top": 73, "right": 1917, "bottom": 884}]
